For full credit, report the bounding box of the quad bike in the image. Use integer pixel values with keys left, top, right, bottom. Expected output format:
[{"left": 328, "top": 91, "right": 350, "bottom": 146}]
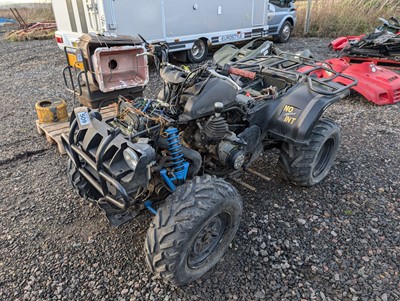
[{"left": 61, "top": 38, "right": 357, "bottom": 285}]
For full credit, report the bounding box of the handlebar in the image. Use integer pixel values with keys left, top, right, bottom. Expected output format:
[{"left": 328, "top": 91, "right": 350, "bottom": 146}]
[{"left": 226, "top": 66, "right": 257, "bottom": 80}]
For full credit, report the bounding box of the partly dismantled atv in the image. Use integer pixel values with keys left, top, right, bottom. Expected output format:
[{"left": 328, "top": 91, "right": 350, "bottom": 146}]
[
  {"left": 61, "top": 39, "right": 357, "bottom": 285},
  {"left": 330, "top": 17, "right": 400, "bottom": 53}
]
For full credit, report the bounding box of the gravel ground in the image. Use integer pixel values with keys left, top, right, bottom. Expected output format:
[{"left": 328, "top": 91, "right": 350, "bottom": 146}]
[{"left": 0, "top": 37, "right": 399, "bottom": 301}]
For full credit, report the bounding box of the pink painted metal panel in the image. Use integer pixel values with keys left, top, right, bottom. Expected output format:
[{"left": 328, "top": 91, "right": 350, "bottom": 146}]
[{"left": 92, "top": 46, "right": 149, "bottom": 93}]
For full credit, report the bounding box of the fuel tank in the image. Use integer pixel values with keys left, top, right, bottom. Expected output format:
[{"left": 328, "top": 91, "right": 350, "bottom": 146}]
[{"left": 179, "top": 78, "right": 237, "bottom": 121}]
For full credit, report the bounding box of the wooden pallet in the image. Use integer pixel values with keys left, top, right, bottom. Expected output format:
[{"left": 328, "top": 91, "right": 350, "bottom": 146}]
[{"left": 36, "top": 105, "right": 117, "bottom": 154}]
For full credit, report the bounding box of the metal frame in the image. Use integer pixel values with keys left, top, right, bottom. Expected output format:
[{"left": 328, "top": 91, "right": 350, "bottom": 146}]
[
  {"left": 62, "top": 46, "right": 91, "bottom": 97},
  {"left": 232, "top": 54, "right": 358, "bottom": 95}
]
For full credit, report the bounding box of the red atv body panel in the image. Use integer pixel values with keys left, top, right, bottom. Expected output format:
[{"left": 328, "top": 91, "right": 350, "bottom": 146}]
[
  {"left": 340, "top": 56, "right": 400, "bottom": 73},
  {"left": 329, "top": 59, "right": 400, "bottom": 105},
  {"left": 298, "top": 58, "right": 400, "bottom": 105},
  {"left": 329, "top": 35, "right": 365, "bottom": 51}
]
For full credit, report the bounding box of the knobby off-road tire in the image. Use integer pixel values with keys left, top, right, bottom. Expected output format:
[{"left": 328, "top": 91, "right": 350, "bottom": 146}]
[
  {"left": 278, "top": 118, "right": 340, "bottom": 187},
  {"left": 67, "top": 158, "right": 100, "bottom": 201},
  {"left": 145, "top": 175, "right": 243, "bottom": 286}
]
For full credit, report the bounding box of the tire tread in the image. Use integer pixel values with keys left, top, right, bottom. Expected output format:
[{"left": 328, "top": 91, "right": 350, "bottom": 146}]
[
  {"left": 278, "top": 117, "right": 340, "bottom": 187},
  {"left": 145, "top": 175, "right": 242, "bottom": 285}
]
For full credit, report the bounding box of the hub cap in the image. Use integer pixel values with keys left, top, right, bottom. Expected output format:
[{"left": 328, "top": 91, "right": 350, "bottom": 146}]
[
  {"left": 188, "top": 213, "right": 229, "bottom": 269},
  {"left": 191, "top": 40, "right": 206, "bottom": 60},
  {"left": 282, "top": 24, "right": 291, "bottom": 41}
]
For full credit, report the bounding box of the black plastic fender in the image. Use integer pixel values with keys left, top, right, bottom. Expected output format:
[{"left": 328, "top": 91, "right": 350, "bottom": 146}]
[{"left": 248, "top": 83, "right": 347, "bottom": 144}]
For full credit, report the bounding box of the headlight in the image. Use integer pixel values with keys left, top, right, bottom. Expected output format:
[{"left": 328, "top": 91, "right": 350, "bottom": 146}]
[{"left": 123, "top": 148, "right": 139, "bottom": 170}]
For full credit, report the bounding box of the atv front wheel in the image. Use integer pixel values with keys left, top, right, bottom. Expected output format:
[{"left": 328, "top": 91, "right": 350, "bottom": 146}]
[
  {"left": 145, "top": 175, "right": 242, "bottom": 286},
  {"left": 67, "top": 158, "right": 100, "bottom": 201},
  {"left": 278, "top": 118, "right": 340, "bottom": 187}
]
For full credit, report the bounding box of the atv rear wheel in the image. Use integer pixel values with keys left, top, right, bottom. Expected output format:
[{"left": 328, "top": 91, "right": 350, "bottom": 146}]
[
  {"left": 145, "top": 175, "right": 242, "bottom": 286},
  {"left": 278, "top": 118, "right": 340, "bottom": 187},
  {"left": 67, "top": 158, "right": 100, "bottom": 201}
]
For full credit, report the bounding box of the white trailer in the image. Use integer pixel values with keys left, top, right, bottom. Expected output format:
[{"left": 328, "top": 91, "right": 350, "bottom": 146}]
[{"left": 52, "top": 0, "right": 269, "bottom": 62}]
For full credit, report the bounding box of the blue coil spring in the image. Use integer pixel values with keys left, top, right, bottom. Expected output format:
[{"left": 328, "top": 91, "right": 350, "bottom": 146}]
[{"left": 165, "top": 127, "right": 186, "bottom": 174}]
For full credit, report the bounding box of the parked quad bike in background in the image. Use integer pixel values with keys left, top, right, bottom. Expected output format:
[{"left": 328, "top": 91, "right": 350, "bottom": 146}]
[{"left": 61, "top": 38, "right": 357, "bottom": 285}]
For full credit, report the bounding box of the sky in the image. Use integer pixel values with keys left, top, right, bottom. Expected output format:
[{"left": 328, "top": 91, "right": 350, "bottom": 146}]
[
  {"left": 0, "top": 0, "right": 50, "bottom": 4},
  {"left": 0, "top": 0, "right": 50, "bottom": 8}
]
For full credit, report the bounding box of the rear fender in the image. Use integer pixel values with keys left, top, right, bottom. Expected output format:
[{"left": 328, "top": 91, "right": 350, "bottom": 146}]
[
  {"left": 301, "top": 58, "right": 400, "bottom": 105},
  {"left": 249, "top": 83, "right": 344, "bottom": 144},
  {"left": 331, "top": 61, "right": 400, "bottom": 105}
]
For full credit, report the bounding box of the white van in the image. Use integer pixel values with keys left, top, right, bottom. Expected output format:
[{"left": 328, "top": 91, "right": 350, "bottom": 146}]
[
  {"left": 52, "top": 0, "right": 270, "bottom": 62},
  {"left": 268, "top": 0, "right": 297, "bottom": 43}
]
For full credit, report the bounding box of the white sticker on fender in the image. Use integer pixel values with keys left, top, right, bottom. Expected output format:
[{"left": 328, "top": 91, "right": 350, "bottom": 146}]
[{"left": 74, "top": 107, "right": 92, "bottom": 129}]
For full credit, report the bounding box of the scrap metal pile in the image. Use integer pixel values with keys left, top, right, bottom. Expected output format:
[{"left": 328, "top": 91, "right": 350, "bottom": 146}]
[
  {"left": 330, "top": 17, "right": 400, "bottom": 56},
  {"left": 341, "top": 31, "right": 400, "bottom": 61},
  {"left": 4, "top": 8, "right": 56, "bottom": 41},
  {"left": 5, "top": 22, "right": 57, "bottom": 41}
]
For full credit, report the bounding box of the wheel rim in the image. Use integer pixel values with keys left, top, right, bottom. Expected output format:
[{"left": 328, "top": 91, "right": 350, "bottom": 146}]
[
  {"left": 191, "top": 40, "right": 206, "bottom": 60},
  {"left": 313, "top": 138, "right": 335, "bottom": 177},
  {"left": 282, "top": 24, "right": 291, "bottom": 41},
  {"left": 188, "top": 212, "right": 230, "bottom": 269}
]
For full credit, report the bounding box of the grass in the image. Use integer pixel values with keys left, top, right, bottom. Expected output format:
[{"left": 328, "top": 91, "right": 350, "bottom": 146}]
[
  {"left": 1, "top": 2, "right": 55, "bottom": 41},
  {"left": 1, "top": 3, "right": 55, "bottom": 41},
  {"left": 5, "top": 28, "right": 55, "bottom": 41},
  {"left": 344, "top": 209, "right": 353, "bottom": 216},
  {"left": 294, "top": 0, "right": 400, "bottom": 37},
  {"left": 25, "top": 3, "right": 54, "bottom": 23},
  {"left": 0, "top": 3, "right": 54, "bottom": 24}
]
